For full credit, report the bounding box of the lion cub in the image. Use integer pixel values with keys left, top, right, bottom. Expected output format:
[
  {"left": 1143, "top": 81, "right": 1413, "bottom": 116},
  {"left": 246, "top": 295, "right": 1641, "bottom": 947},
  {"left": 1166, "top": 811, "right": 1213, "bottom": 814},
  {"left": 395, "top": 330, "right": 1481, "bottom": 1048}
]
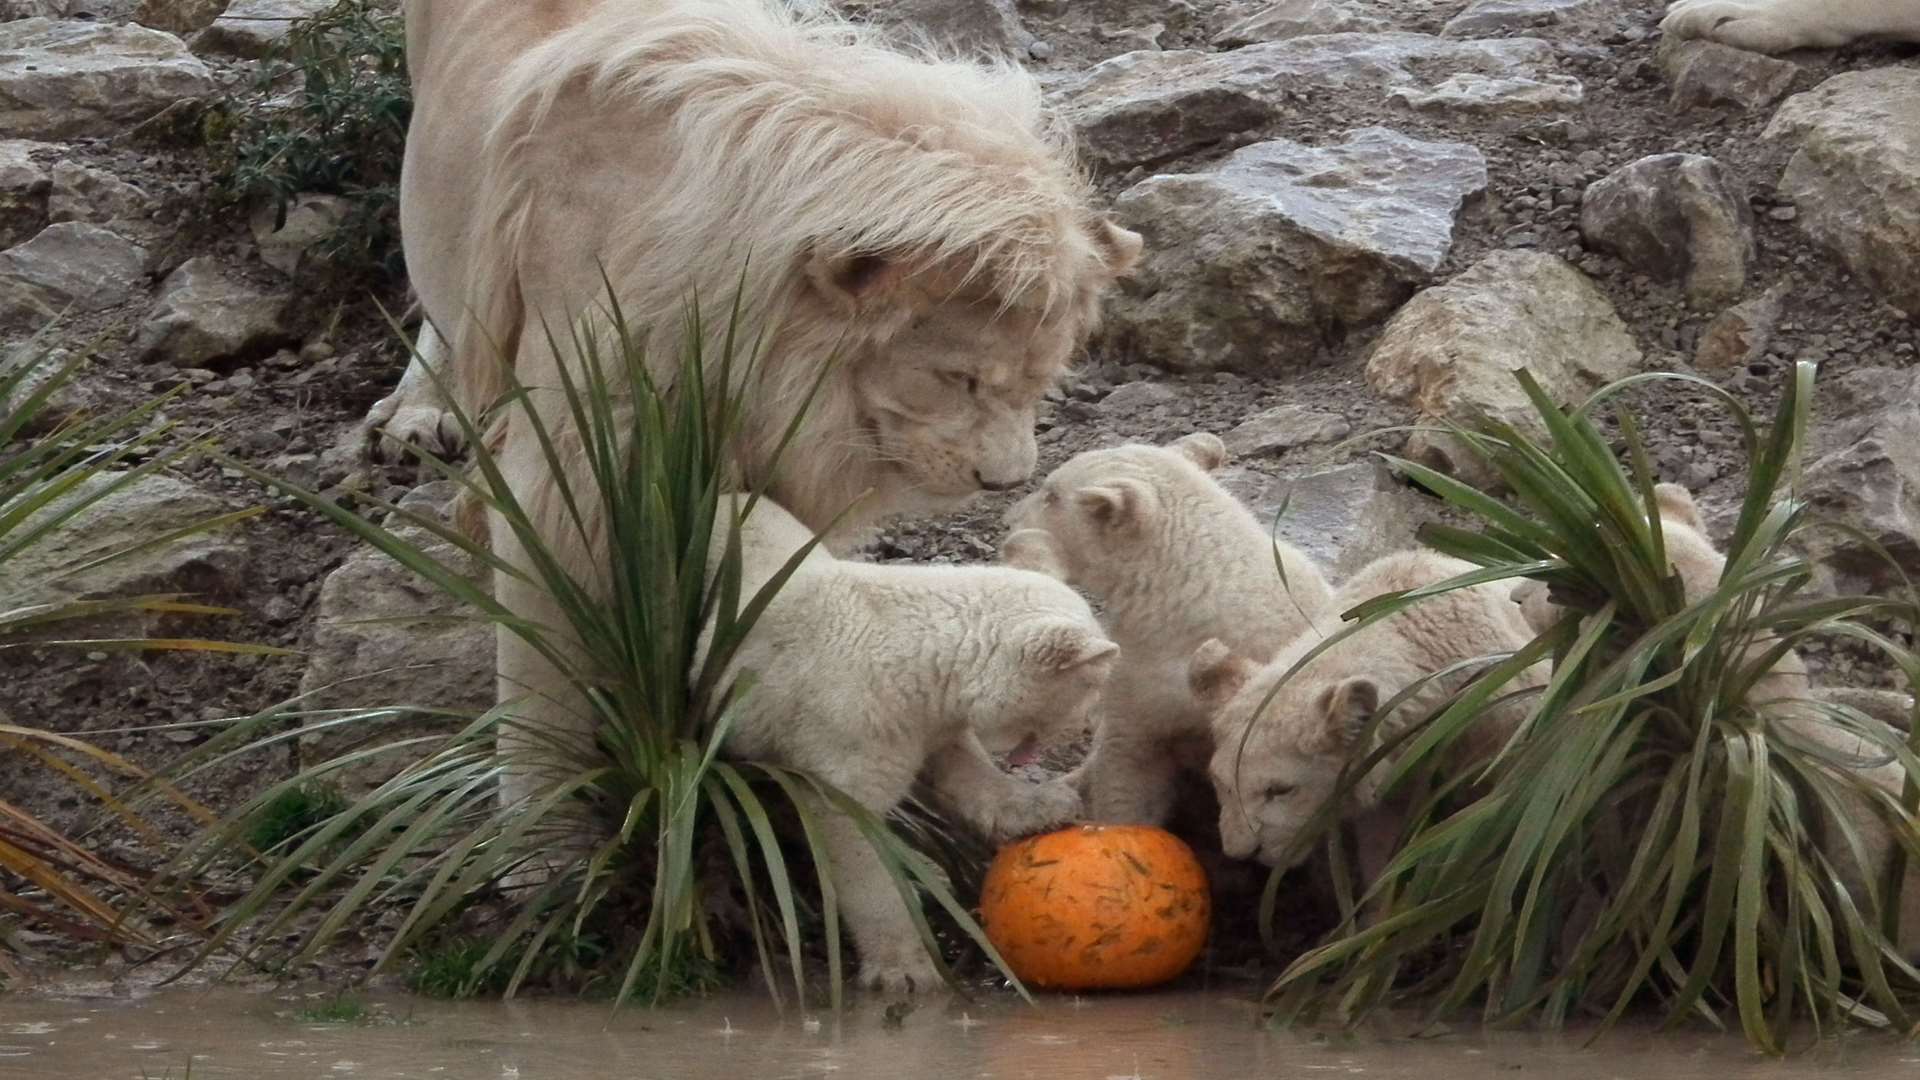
[
  {"left": 1001, "top": 432, "right": 1336, "bottom": 826},
  {"left": 704, "top": 495, "right": 1116, "bottom": 992},
  {"left": 1188, "top": 550, "right": 1545, "bottom": 880}
]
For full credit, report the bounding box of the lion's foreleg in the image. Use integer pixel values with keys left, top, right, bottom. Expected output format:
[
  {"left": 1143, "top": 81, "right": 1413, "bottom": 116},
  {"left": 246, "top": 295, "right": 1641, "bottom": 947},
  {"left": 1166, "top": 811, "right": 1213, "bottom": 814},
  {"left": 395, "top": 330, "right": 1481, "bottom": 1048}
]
[{"left": 362, "top": 321, "right": 466, "bottom": 464}]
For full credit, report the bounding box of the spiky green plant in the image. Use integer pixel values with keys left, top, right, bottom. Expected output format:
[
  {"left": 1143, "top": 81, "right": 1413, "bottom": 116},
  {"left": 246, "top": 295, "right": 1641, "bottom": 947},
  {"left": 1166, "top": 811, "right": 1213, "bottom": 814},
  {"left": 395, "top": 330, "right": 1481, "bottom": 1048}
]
[
  {"left": 1260, "top": 364, "right": 1920, "bottom": 1052},
  {"left": 155, "top": 287, "right": 1022, "bottom": 1008},
  {"left": 2, "top": 339, "right": 285, "bottom": 972}
]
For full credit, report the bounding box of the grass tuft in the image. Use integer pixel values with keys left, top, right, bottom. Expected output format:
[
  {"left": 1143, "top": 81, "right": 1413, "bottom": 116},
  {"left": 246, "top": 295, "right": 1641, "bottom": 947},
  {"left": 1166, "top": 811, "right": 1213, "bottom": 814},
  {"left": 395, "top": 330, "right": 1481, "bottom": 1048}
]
[{"left": 244, "top": 782, "right": 350, "bottom": 855}]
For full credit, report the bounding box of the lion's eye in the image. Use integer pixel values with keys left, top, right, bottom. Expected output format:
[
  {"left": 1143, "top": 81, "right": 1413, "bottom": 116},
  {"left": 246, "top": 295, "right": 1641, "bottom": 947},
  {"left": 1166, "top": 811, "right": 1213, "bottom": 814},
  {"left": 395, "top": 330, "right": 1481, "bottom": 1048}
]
[{"left": 1263, "top": 784, "right": 1296, "bottom": 801}]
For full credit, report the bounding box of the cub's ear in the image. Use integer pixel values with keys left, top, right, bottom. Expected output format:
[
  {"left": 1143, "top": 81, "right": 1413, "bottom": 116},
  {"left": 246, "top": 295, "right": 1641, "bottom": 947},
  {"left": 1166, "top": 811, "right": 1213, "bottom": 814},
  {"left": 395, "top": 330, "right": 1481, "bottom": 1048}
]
[
  {"left": 1074, "top": 478, "right": 1152, "bottom": 529},
  {"left": 1168, "top": 432, "right": 1227, "bottom": 472},
  {"left": 802, "top": 248, "right": 910, "bottom": 310},
  {"left": 1092, "top": 217, "right": 1144, "bottom": 278},
  {"left": 1028, "top": 622, "right": 1120, "bottom": 676},
  {"left": 1652, "top": 482, "right": 1705, "bottom": 531},
  {"left": 1001, "top": 528, "right": 1066, "bottom": 578},
  {"left": 1188, "top": 638, "right": 1255, "bottom": 710},
  {"left": 1314, "top": 677, "right": 1380, "bottom": 750}
]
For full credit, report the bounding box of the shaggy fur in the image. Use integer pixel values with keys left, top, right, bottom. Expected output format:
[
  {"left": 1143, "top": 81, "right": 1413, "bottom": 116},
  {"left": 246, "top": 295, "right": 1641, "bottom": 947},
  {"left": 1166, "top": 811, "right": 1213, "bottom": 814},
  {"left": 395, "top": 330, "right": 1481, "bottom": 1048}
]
[
  {"left": 1662, "top": 0, "right": 1920, "bottom": 52},
  {"left": 702, "top": 496, "right": 1115, "bottom": 991},
  {"left": 1001, "top": 433, "right": 1336, "bottom": 826},
  {"left": 381, "top": 0, "right": 1141, "bottom": 850},
  {"left": 1190, "top": 550, "right": 1545, "bottom": 880}
]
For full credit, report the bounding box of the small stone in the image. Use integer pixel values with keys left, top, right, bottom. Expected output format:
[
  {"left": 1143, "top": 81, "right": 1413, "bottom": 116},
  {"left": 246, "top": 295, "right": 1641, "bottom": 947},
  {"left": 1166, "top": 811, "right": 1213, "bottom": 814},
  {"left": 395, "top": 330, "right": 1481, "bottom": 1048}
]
[
  {"left": 1441, "top": 0, "right": 1604, "bottom": 37},
  {"left": 133, "top": 0, "right": 230, "bottom": 34},
  {"left": 46, "top": 161, "right": 152, "bottom": 227},
  {"left": 250, "top": 192, "right": 348, "bottom": 276},
  {"left": 1694, "top": 283, "right": 1788, "bottom": 373},
  {"left": 299, "top": 339, "right": 335, "bottom": 362},
  {"left": 134, "top": 256, "right": 291, "bottom": 367},
  {"left": 191, "top": 0, "right": 333, "bottom": 60},
  {"left": 1212, "top": 0, "right": 1392, "bottom": 46},
  {"left": 1099, "top": 379, "right": 1179, "bottom": 412},
  {"left": 868, "top": 0, "right": 1032, "bottom": 57},
  {"left": 1387, "top": 72, "right": 1585, "bottom": 121},
  {"left": 1221, "top": 405, "right": 1351, "bottom": 457},
  {"left": 1579, "top": 153, "right": 1753, "bottom": 307},
  {"left": 0, "top": 221, "right": 148, "bottom": 330},
  {"left": 1657, "top": 38, "right": 1797, "bottom": 111},
  {"left": 1767, "top": 205, "right": 1797, "bottom": 222}
]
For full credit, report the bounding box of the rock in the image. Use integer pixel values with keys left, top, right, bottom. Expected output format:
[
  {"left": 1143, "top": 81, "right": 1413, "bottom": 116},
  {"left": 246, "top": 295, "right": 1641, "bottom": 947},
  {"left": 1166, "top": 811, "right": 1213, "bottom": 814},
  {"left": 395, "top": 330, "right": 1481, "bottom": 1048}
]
[
  {"left": 134, "top": 256, "right": 291, "bottom": 367},
  {"left": 868, "top": 0, "right": 1031, "bottom": 57},
  {"left": 1694, "top": 282, "right": 1787, "bottom": 372},
  {"left": 0, "top": 471, "right": 248, "bottom": 613},
  {"left": 1216, "top": 459, "right": 1426, "bottom": 576},
  {"left": 0, "top": 138, "right": 51, "bottom": 248},
  {"left": 1212, "top": 0, "right": 1388, "bottom": 45},
  {"left": 296, "top": 481, "right": 494, "bottom": 792},
  {"left": 1800, "top": 371, "right": 1920, "bottom": 595},
  {"left": 1107, "top": 127, "right": 1487, "bottom": 371},
  {"left": 0, "top": 222, "right": 147, "bottom": 329},
  {"left": 132, "top": 0, "right": 227, "bottom": 34},
  {"left": 250, "top": 192, "right": 347, "bottom": 276},
  {"left": 1387, "top": 72, "right": 1584, "bottom": 121},
  {"left": 1099, "top": 379, "right": 1179, "bottom": 412},
  {"left": 1364, "top": 251, "right": 1642, "bottom": 483},
  {"left": 191, "top": 0, "right": 330, "bottom": 59},
  {"left": 1764, "top": 68, "right": 1920, "bottom": 319},
  {"left": 0, "top": 343, "right": 109, "bottom": 435},
  {"left": 0, "top": 19, "right": 217, "bottom": 140},
  {"left": 4, "top": 1, "right": 139, "bottom": 17},
  {"left": 1441, "top": 0, "right": 1604, "bottom": 36},
  {"left": 1052, "top": 32, "right": 1558, "bottom": 170},
  {"left": 1813, "top": 686, "right": 1915, "bottom": 732},
  {"left": 46, "top": 161, "right": 152, "bottom": 227},
  {"left": 1221, "top": 404, "right": 1351, "bottom": 457},
  {"left": 1656, "top": 37, "right": 1796, "bottom": 110},
  {"left": 1579, "top": 153, "right": 1753, "bottom": 307}
]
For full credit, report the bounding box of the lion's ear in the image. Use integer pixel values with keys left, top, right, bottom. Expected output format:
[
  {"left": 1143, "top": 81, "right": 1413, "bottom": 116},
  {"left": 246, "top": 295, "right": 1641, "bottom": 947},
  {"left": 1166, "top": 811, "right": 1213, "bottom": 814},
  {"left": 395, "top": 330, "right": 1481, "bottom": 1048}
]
[
  {"left": 1188, "top": 639, "right": 1255, "bottom": 710},
  {"left": 1652, "top": 482, "right": 1705, "bottom": 531},
  {"left": 1092, "top": 218, "right": 1143, "bottom": 278},
  {"left": 1001, "top": 528, "right": 1066, "bottom": 578},
  {"left": 803, "top": 249, "right": 909, "bottom": 309},
  {"left": 1169, "top": 432, "right": 1227, "bottom": 472}
]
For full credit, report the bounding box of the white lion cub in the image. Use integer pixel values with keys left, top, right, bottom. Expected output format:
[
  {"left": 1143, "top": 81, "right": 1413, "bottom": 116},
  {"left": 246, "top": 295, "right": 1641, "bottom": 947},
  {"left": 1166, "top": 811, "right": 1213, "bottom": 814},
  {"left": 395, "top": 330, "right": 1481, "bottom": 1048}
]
[
  {"left": 1001, "top": 432, "right": 1335, "bottom": 826},
  {"left": 703, "top": 495, "right": 1116, "bottom": 992},
  {"left": 1188, "top": 550, "right": 1545, "bottom": 881}
]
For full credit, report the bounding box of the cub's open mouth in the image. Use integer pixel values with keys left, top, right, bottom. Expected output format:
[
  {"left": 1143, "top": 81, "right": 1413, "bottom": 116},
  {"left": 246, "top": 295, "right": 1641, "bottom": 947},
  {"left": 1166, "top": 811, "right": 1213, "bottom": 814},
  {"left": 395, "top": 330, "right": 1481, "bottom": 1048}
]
[{"left": 1005, "top": 734, "right": 1042, "bottom": 768}]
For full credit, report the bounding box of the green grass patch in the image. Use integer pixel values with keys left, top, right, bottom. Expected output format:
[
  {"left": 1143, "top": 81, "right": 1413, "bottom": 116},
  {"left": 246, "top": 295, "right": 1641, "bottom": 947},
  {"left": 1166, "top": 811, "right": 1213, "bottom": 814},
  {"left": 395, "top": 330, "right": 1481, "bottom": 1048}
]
[{"left": 245, "top": 781, "right": 350, "bottom": 855}]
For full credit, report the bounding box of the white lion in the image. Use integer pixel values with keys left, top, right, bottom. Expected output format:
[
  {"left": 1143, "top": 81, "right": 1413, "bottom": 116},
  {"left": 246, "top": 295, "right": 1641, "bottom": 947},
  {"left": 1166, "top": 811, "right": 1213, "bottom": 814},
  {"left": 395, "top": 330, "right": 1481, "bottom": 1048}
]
[
  {"left": 703, "top": 495, "right": 1115, "bottom": 991},
  {"left": 1189, "top": 550, "right": 1545, "bottom": 882},
  {"left": 1662, "top": 0, "right": 1920, "bottom": 53},
  {"left": 379, "top": 1, "right": 1141, "bottom": 827},
  {"left": 1001, "top": 433, "right": 1336, "bottom": 827}
]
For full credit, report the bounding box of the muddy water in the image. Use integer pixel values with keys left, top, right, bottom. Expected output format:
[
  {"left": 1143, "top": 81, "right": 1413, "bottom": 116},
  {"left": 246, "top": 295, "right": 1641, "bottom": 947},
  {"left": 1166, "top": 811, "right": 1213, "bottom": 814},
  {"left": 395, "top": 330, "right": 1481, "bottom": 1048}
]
[{"left": 3, "top": 986, "right": 1919, "bottom": 1080}]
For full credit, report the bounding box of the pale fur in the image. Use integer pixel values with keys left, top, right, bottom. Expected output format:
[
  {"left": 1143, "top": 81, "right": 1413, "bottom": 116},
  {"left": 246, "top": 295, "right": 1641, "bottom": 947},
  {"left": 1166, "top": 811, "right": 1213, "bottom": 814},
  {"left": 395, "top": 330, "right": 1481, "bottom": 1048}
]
[
  {"left": 1663, "top": 0, "right": 1920, "bottom": 52},
  {"left": 701, "top": 495, "right": 1115, "bottom": 992},
  {"left": 1190, "top": 551, "right": 1546, "bottom": 880},
  {"left": 383, "top": 0, "right": 1142, "bottom": 839},
  {"left": 1001, "top": 433, "right": 1337, "bottom": 826}
]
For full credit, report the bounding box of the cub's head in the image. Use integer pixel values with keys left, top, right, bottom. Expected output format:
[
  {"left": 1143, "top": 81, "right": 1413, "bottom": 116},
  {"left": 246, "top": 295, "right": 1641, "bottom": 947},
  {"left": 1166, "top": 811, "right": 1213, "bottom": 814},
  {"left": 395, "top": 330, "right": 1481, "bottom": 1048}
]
[
  {"left": 1000, "top": 432, "right": 1229, "bottom": 586},
  {"left": 970, "top": 579, "right": 1119, "bottom": 763},
  {"left": 1188, "top": 639, "right": 1381, "bottom": 867}
]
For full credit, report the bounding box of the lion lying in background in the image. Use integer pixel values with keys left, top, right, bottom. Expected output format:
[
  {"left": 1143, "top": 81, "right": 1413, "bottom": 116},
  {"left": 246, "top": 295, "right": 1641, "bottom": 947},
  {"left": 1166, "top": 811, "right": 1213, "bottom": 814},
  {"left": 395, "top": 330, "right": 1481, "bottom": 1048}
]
[
  {"left": 377, "top": 0, "right": 1141, "bottom": 876},
  {"left": 1662, "top": 0, "right": 1920, "bottom": 52}
]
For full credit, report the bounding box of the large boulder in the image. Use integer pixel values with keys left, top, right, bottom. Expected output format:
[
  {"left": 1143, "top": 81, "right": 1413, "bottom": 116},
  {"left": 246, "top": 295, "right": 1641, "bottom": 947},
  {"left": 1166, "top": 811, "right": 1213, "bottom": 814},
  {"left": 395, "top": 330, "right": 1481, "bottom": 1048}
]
[
  {"left": 1579, "top": 153, "right": 1753, "bottom": 307},
  {"left": 1763, "top": 68, "right": 1920, "bottom": 319},
  {"left": 135, "top": 256, "right": 291, "bottom": 368},
  {"left": 1052, "top": 33, "right": 1558, "bottom": 169},
  {"left": 1800, "top": 370, "right": 1920, "bottom": 594},
  {"left": 295, "top": 482, "right": 495, "bottom": 792},
  {"left": 191, "top": 0, "right": 332, "bottom": 59},
  {"left": 0, "top": 221, "right": 148, "bottom": 329},
  {"left": 1107, "top": 127, "right": 1487, "bottom": 372},
  {"left": 1364, "top": 250, "right": 1642, "bottom": 482},
  {"left": 0, "top": 19, "right": 216, "bottom": 140},
  {"left": 1216, "top": 459, "right": 1428, "bottom": 576}
]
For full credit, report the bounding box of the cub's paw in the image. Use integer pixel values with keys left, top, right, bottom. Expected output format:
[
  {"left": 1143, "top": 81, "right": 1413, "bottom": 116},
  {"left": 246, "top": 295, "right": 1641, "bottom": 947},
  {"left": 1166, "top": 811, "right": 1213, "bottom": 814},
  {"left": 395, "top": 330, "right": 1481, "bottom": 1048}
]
[
  {"left": 361, "top": 393, "right": 465, "bottom": 466},
  {"left": 987, "top": 779, "right": 1083, "bottom": 843},
  {"left": 858, "top": 947, "right": 943, "bottom": 995},
  {"left": 1660, "top": 0, "right": 1850, "bottom": 53}
]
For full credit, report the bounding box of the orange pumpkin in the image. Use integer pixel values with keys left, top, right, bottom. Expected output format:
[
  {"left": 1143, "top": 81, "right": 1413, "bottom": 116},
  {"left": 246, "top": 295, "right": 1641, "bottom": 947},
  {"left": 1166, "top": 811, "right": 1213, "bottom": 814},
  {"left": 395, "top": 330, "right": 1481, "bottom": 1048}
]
[{"left": 978, "top": 824, "right": 1210, "bottom": 991}]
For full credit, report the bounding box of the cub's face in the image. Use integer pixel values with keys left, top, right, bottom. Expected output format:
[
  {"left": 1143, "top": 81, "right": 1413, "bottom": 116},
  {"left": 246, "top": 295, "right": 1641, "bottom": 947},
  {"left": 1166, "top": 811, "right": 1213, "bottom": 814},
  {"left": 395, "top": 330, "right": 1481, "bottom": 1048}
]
[
  {"left": 1000, "top": 433, "right": 1228, "bottom": 584},
  {"left": 969, "top": 590, "right": 1118, "bottom": 760},
  {"left": 1189, "top": 641, "right": 1379, "bottom": 867}
]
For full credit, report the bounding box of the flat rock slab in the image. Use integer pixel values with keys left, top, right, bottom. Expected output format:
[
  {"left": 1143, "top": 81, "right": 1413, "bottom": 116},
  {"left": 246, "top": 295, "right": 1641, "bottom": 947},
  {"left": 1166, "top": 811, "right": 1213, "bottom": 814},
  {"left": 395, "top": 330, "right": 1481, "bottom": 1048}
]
[
  {"left": 1657, "top": 37, "right": 1797, "bottom": 110},
  {"left": 1442, "top": 0, "right": 1608, "bottom": 36},
  {"left": 1108, "top": 127, "right": 1487, "bottom": 371},
  {"left": 1579, "top": 152, "right": 1753, "bottom": 307},
  {"left": 1388, "top": 71, "right": 1584, "bottom": 119},
  {"left": 0, "top": 18, "right": 216, "bottom": 139},
  {"left": 1764, "top": 67, "right": 1920, "bottom": 319},
  {"left": 191, "top": 0, "right": 334, "bottom": 59},
  {"left": 0, "top": 221, "right": 147, "bottom": 329},
  {"left": 136, "top": 256, "right": 291, "bottom": 367},
  {"left": 1054, "top": 32, "right": 1558, "bottom": 169},
  {"left": 1221, "top": 404, "right": 1352, "bottom": 457},
  {"left": 1365, "top": 249, "right": 1641, "bottom": 483}
]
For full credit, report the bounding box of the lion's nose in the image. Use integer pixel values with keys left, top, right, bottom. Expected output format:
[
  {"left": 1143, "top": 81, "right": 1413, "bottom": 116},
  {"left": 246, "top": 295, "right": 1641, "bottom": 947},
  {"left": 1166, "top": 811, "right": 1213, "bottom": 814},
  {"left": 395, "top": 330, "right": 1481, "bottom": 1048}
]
[{"left": 976, "top": 470, "right": 1022, "bottom": 492}]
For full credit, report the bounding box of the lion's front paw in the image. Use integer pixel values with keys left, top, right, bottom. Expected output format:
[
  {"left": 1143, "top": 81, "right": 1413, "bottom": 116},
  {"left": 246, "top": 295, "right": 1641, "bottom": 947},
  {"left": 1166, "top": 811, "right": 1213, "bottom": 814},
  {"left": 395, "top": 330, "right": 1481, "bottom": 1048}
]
[
  {"left": 987, "top": 779, "right": 1082, "bottom": 843},
  {"left": 1661, "top": 0, "right": 1848, "bottom": 53},
  {"left": 362, "top": 393, "right": 465, "bottom": 465},
  {"left": 858, "top": 946, "right": 943, "bottom": 995}
]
